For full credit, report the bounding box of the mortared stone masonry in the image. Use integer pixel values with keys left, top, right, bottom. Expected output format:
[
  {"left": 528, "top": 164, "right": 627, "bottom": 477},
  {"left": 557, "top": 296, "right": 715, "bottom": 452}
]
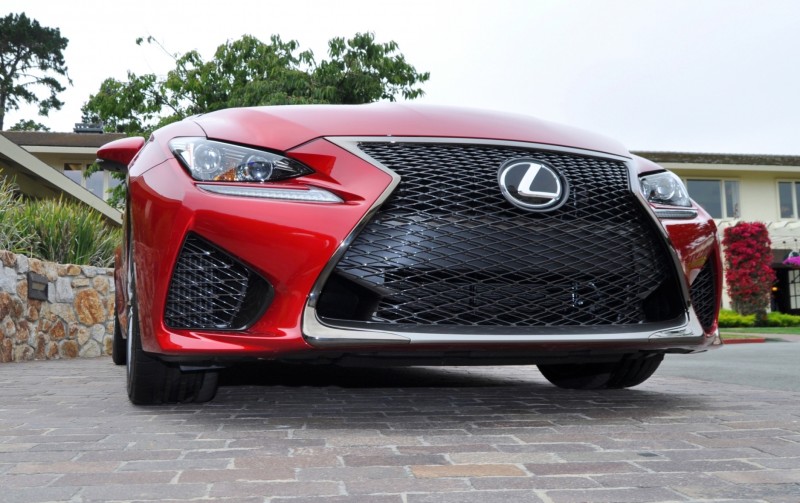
[{"left": 0, "top": 250, "right": 115, "bottom": 363}]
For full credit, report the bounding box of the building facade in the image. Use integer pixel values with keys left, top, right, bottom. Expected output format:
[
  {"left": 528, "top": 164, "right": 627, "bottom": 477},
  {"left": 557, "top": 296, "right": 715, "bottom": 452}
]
[
  {"left": 0, "top": 128, "right": 123, "bottom": 224},
  {"left": 636, "top": 151, "right": 800, "bottom": 314}
]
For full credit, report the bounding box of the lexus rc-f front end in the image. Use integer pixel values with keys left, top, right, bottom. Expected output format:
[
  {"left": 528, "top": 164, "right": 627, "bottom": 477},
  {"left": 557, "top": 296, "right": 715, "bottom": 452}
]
[{"left": 98, "top": 104, "right": 722, "bottom": 404}]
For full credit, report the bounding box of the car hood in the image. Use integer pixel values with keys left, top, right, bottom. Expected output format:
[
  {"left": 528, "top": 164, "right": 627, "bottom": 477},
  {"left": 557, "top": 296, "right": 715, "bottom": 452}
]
[{"left": 190, "top": 103, "right": 631, "bottom": 158}]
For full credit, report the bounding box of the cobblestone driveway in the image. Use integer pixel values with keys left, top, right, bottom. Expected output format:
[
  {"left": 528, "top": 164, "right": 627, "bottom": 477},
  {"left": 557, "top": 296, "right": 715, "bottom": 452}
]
[{"left": 1, "top": 357, "right": 799, "bottom": 502}]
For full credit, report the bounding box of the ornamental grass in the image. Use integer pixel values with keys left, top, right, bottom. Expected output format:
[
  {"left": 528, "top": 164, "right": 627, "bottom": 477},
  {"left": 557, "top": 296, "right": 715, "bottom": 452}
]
[{"left": 0, "top": 177, "right": 120, "bottom": 267}]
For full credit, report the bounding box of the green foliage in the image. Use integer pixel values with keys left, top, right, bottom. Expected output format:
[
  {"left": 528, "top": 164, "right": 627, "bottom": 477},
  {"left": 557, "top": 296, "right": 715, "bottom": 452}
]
[
  {"left": 15, "top": 198, "right": 120, "bottom": 267},
  {"left": 0, "top": 178, "right": 35, "bottom": 253},
  {"left": 766, "top": 312, "right": 800, "bottom": 327},
  {"left": 317, "top": 33, "right": 430, "bottom": 104},
  {"left": 0, "top": 13, "right": 71, "bottom": 130},
  {"left": 83, "top": 161, "right": 125, "bottom": 210},
  {"left": 82, "top": 71, "right": 163, "bottom": 136},
  {"left": 0, "top": 178, "right": 120, "bottom": 267},
  {"left": 163, "top": 35, "right": 319, "bottom": 116},
  {"left": 8, "top": 118, "right": 50, "bottom": 131},
  {"left": 82, "top": 32, "right": 429, "bottom": 136},
  {"left": 718, "top": 309, "right": 800, "bottom": 328},
  {"left": 718, "top": 309, "right": 755, "bottom": 328}
]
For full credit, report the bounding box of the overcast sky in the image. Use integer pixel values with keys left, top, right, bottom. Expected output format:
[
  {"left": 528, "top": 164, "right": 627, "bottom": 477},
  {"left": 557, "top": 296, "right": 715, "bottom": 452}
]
[{"left": 4, "top": 0, "right": 799, "bottom": 155}]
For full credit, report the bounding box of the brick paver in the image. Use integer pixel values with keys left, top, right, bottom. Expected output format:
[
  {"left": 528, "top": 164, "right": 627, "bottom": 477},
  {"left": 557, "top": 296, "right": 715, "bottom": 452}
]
[{"left": 1, "top": 358, "right": 799, "bottom": 502}]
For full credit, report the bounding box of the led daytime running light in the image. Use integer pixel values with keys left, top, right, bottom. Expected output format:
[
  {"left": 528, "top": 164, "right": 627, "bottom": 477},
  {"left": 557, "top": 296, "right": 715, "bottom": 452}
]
[{"left": 198, "top": 184, "right": 342, "bottom": 203}]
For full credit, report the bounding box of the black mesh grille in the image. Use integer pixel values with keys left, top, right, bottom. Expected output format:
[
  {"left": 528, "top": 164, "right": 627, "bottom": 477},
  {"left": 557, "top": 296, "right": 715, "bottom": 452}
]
[
  {"left": 316, "top": 142, "right": 684, "bottom": 329},
  {"left": 690, "top": 258, "right": 717, "bottom": 332},
  {"left": 165, "top": 234, "right": 272, "bottom": 330}
]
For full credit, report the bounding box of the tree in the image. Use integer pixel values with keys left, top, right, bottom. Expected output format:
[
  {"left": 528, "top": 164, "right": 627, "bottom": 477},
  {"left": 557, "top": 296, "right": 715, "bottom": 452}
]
[
  {"left": 315, "top": 33, "right": 429, "bottom": 105},
  {"left": 722, "top": 221, "right": 776, "bottom": 325},
  {"left": 8, "top": 118, "right": 50, "bottom": 131},
  {"left": 0, "top": 13, "right": 71, "bottom": 130},
  {"left": 82, "top": 32, "right": 429, "bottom": 136}
]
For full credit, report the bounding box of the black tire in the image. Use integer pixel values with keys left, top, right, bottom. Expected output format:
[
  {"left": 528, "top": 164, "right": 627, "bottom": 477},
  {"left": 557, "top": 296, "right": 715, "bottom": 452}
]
[
  {"left": 126, "top": 262, "right": 218, "bottom": 405},
  {"left": 111, "top": 315, "right": 126, "bottom": 365},
  {"left": 538, "top": 354, "right": 664, "bottom": 390}
]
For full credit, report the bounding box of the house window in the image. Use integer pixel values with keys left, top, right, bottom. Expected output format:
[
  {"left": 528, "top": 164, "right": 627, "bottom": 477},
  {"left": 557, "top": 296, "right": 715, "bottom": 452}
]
[
  {"left": 63, "top": 164, "right": 84, "bottom": 186},
  {"left": 778, "top": 181, "right": 800, "bottom": 218},
  {"left": 62, "top": 163, "right": 117, "bottom": 201},
  {"left": 686, "top": 179, "right": 740, "bottom": 219},
  {"left": 790, "top": 270, "right": 800, "bottom": 310}
]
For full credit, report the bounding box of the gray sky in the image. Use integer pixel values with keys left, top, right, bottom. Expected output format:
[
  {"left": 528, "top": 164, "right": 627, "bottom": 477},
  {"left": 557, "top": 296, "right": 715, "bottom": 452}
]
[{"left": 4, "top": 0, "right": 800, "bottom": 155}]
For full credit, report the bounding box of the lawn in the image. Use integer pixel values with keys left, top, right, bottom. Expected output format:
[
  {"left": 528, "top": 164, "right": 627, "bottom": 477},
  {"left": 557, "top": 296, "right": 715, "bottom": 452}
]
[{"left": 721, "top": 327, "right": 800, "bottom": 335}]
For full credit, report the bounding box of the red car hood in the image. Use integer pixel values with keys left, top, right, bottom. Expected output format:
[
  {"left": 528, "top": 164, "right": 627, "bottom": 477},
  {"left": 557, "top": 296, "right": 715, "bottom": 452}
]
[{"left": 190, "top": 103, "right": 631, "bottom": 158}]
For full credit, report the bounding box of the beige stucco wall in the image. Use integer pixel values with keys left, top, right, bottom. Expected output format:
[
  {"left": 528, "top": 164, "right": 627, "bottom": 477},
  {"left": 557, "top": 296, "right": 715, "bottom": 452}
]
[
  {"left": 27, "top": 150, "right": 97, "bottom": 170},
  {"left": 668, "top": 162, "right": 800, "bottom": 224}
]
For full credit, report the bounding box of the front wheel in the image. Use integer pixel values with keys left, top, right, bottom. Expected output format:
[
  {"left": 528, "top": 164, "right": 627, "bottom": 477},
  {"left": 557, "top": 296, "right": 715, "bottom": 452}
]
[
  {"left": 538, "top": 354, "right": 664, "bottom": 390},
  {"left": 126, "top": 262, "right": 218, "bottom": 405}
]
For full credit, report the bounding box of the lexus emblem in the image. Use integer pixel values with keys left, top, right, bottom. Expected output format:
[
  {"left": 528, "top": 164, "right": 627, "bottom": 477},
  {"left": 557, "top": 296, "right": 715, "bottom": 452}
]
[{"left": 498, "top": 158, "right": 569, "bottom": 211}]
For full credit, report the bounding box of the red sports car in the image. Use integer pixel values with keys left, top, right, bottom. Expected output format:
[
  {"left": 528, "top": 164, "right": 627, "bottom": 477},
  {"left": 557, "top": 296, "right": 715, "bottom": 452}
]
[{"left": 98, "top": 104, "right": 722, "bottom": 404}]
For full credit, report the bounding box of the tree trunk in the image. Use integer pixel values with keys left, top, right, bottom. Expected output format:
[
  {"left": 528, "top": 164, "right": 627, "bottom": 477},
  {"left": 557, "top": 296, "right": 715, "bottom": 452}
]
[{"left": 0, "top": 94, "right": 6, "bottom": 130}]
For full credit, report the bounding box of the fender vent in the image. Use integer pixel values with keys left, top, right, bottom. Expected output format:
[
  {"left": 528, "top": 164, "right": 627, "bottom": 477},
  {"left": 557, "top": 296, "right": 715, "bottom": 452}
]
[
  {"left": 165, "top": 234, "right": 272, "bottom": 330},
  {"left": 690, "top": 257, "right": 718, "bottom": 332}
]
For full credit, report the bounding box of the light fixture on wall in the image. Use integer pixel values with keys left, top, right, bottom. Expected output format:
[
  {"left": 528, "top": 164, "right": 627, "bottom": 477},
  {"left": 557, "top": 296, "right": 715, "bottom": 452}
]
[{"left": 26, "top": 272, "right": 48, "bottom": 301}]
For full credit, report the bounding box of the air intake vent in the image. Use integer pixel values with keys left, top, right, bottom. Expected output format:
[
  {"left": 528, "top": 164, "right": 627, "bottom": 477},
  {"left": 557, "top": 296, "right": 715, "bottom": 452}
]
[
  {"left": 690, "top": 257, "right": 718, "bottom": 332},
  {"left": 165, "top": 234, "right": 272, "bottom": 330}
]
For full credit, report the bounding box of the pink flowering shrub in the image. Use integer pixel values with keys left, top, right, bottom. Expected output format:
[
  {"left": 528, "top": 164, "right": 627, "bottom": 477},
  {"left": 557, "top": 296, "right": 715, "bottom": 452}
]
[{"left": 722, "top": 222, "right": 775, "bottom": 322}]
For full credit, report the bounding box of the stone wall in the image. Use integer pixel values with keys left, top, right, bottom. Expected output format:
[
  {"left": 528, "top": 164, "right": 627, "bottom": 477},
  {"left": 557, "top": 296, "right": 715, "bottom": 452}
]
[{"left": 0, "top": 250, "right": 115, "bottom": 363}]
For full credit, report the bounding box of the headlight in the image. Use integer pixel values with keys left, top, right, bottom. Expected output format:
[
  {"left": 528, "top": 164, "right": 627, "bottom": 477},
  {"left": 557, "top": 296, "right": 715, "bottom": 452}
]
[
  {"left": 169, "top": 138, "right": 313, "bottom": 182},
  {"left": 639, "top": 171, "right": 692, "bottom": 207}
]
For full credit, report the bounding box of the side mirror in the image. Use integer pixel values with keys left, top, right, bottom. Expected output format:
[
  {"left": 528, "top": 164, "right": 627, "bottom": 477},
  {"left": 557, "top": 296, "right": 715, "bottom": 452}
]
[{"left": 96, "top": 136, "right": 146, "bottom": 173}]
